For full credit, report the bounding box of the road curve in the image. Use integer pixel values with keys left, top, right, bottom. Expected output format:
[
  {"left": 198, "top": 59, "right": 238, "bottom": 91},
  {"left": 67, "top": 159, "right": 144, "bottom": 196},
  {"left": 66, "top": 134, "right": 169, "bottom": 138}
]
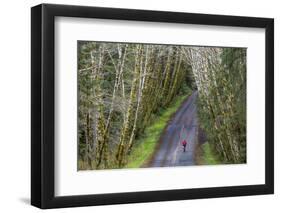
[{"left": 149, "top": 91, "right": 198, "bottom": 167}]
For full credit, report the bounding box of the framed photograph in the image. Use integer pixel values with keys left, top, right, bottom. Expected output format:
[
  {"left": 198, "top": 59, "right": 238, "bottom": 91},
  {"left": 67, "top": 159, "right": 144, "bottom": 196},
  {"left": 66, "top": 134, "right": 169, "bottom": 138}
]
[{"left": 31, "top": 3, "right": 274, "bottom": 209}]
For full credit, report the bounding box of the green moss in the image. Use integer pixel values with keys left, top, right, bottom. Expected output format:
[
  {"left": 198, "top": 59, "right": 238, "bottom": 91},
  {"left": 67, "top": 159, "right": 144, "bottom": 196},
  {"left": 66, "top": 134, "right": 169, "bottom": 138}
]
[{"left": 125, "top": 90, "right": 192, "bottom": 168}]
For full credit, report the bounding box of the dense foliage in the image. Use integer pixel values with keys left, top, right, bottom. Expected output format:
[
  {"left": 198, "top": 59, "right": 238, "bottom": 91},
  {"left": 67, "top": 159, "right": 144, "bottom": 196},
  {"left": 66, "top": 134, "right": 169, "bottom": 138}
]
[
  {"left": 78, "top": 42, "right": 193, "bottom": 169},
  {"left": 184, "top": 47, "right": 246, "bottom": 163},
  {"left": 78, "top": 42, "right": 246, "bottom": 170}
]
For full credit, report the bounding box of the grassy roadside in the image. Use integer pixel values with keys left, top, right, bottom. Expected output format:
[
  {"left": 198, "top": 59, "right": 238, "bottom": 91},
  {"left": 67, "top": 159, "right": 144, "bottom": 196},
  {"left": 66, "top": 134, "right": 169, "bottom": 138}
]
[
  {"left": 201, "top": 142, "right": 219, "bottom": 164},
  {"left": 197, "top": 142, "right": 220, "bottom": 165},
  {"left": 125, "top": 91, "right": 192, "bottom": 168}
]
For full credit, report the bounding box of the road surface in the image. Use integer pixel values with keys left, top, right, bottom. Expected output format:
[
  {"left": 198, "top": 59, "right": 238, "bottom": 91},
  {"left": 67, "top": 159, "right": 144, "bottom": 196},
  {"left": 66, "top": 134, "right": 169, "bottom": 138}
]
[{"left": 149, "top": 91, "right": 198, "bottom": 167}]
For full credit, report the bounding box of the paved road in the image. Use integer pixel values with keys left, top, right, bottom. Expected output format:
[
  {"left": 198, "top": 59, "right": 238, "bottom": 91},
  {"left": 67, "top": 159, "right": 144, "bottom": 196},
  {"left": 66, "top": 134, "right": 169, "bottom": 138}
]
[{"left": 150, "top": 91, "right": 198, "bottom": 167}]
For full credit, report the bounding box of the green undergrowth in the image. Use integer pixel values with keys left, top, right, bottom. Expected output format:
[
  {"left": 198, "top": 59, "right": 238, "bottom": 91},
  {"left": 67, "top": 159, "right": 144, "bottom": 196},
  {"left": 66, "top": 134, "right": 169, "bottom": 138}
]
[{"left": 200, "top": 142, "right": 220, "bottom": 165}]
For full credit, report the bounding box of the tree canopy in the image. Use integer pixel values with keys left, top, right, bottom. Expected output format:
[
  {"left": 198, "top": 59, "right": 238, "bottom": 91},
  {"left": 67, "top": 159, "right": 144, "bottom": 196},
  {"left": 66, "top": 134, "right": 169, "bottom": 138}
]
[{"left": 78, "top": 41, "right": 246, "bottom": 170}]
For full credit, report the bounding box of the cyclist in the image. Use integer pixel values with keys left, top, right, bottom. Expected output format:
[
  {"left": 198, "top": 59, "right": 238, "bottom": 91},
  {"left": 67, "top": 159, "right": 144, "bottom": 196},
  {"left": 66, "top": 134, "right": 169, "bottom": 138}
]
[{"left": 181, "top": 139, "right": 187, "bottom": 152}]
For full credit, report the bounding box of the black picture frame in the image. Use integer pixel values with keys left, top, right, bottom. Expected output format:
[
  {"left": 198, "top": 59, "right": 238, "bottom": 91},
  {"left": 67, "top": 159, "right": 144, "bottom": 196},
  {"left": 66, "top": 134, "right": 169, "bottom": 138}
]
[{"left": 31, "top": 3, "right": 274, "bottom": 209}]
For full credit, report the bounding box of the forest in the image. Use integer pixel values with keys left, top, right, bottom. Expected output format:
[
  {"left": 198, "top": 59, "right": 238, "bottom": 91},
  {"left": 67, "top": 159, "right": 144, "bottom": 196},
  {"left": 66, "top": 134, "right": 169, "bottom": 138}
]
[{"left": 78, "top": 41, "right": 246, "bottom": 170}]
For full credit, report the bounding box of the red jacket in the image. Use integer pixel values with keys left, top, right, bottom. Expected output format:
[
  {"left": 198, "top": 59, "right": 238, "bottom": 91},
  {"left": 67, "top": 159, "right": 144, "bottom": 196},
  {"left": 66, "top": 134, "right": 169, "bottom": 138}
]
[{"left": 182, "top": 140, "right": 187, "bottom": 146}]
